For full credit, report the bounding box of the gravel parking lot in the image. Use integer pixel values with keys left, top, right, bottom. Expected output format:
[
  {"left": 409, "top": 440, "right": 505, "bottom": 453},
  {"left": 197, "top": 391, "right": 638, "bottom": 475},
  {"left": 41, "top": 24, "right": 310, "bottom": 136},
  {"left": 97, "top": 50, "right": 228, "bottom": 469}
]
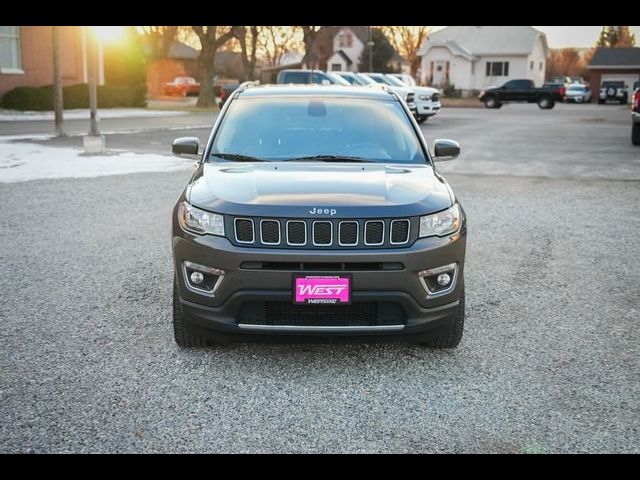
[{"left": 1, "top": 103, "right": 638, "bottom": 453}]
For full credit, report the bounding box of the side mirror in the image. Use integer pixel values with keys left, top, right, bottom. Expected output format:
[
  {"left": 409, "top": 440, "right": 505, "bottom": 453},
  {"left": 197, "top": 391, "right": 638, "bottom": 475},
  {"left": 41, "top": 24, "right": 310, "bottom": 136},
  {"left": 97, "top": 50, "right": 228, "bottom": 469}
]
[
  {"left": 172, "top": 137, "right": 199, "bottom": 156},
  {"left": 432, "top": 139, "right": 460, "bottom": 161}
]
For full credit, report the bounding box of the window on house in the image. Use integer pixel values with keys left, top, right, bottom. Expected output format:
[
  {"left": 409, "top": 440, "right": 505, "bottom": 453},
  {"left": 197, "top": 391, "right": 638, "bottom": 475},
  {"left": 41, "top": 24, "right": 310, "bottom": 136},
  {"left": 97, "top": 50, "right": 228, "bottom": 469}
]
[
  {"left": 436, "top": 65, "right": 443, "bottom": 72},
  {"left": 539, "top": 62, "right": 543, "bottom": 71},
  {"left": 485, "top": 61, "right": 509, "bottom": 77},
  {"left": 530, "top": 61, "right": 534, "bottom": 70},
  {"left": 331, "top": 63, "right": 341, "bottom": 72},
  {"left": 0, "top": 26, "right": 22, "bottom": 71},
  {"left": 339, "top": 33, "right": 353, "bottom": 48}
]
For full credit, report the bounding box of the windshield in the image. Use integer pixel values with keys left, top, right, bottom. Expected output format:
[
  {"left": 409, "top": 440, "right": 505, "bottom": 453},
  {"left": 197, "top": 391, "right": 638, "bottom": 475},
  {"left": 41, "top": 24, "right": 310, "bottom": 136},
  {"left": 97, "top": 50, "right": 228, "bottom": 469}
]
[
  {"left": 366, "top": 74, "right": 391, "bottom": 85},
  {"left": 209, "top": 97, "right": 426, "bottom": 164},
  {"left": 384, "top": 75, "right": 407, "bottom": 87},
  {"left": 325, "top": 72, "right": 351, "bottom": 86},
  {"left": 568, "top": 85, "right": 585, "bottom": 91}
]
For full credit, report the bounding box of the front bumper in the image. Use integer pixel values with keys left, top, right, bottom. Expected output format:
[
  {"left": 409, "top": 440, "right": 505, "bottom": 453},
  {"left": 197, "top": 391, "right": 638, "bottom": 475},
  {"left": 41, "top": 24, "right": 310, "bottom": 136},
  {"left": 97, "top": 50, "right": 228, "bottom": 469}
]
[
  {"left": 172, "top": 219, "right": 466, "bottom": 338},
  {"left": 416, "top": 100, "right": 441, "bottom": 116}
]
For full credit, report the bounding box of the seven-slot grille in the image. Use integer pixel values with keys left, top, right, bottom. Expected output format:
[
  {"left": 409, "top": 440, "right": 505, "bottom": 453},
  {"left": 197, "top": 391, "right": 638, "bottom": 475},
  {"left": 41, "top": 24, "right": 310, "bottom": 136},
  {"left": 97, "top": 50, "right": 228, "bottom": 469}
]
[{"left": 231, "top": 217, "right": 412, "bottom": 248}]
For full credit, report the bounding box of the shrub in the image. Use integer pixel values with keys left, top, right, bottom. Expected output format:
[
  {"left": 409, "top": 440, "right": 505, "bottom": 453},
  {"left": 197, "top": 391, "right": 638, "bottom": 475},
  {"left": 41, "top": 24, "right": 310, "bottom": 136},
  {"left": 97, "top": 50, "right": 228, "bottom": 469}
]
[
  {"left": 1, "top": 83, "right": 147, "bottom": 110},
  {"left": 442, "top": 83, "right": 461, "bottom": 98}
]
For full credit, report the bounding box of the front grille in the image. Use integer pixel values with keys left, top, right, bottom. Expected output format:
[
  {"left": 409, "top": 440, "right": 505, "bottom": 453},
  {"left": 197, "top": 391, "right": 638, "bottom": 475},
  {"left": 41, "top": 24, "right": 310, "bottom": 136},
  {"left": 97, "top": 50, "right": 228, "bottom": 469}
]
[
  {"left": 313, "top": 221, "right": 332, "bottom": 245},
  {"left": 231, "top": 217, "right": 414, "bottom": 248},
  {"left": 234, "top": 218, "right": 254, "bottom": 243},
  {"left": 339, "top": 221, "right": 358, "bottom": 245},
  {"left": 260, "top": 220, "right": 280, "bottom": 244},
  {"left": 365, "top": 221, "right": 384, "bottom": 245},
  {"left": 237, "top": 301, "right": 406, "bottom": 327},
  {"left": 391, "top": 220, "right": 410, "bottom": 244}
]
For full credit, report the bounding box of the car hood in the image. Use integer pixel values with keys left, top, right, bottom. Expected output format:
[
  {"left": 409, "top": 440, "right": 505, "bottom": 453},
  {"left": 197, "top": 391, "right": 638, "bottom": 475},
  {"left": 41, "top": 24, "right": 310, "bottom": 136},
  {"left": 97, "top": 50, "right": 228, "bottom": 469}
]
[
  {"left": 413, "top": 86, "right": 439, "bottom": 96},
  {"left": 187, "top": 162, "right": 453, "bottom": 218}
]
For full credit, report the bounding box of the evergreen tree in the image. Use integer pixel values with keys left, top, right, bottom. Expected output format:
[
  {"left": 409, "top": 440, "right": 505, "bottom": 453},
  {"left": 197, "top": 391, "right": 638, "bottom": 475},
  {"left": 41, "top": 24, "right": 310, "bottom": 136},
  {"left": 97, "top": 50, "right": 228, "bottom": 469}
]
[
  {"left": 596, "top": 26, "right": 636, "bottom": 48},
  {"left": 358, "top": 28, "right": 400, "bottom": 73}
]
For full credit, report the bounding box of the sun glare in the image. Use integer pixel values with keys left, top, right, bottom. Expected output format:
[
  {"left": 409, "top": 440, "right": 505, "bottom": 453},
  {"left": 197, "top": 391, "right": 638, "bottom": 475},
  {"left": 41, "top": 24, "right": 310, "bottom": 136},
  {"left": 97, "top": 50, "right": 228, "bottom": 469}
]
[{"left": 91, "top": 26, "right": 127, "bottom": 43}]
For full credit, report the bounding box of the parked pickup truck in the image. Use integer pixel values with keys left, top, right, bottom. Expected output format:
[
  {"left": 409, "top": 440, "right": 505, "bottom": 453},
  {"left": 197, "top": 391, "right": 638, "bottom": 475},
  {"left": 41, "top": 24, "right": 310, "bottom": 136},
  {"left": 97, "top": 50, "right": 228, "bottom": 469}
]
[{"left": 479, "top": 79, "right": 557, "bottom": 110}]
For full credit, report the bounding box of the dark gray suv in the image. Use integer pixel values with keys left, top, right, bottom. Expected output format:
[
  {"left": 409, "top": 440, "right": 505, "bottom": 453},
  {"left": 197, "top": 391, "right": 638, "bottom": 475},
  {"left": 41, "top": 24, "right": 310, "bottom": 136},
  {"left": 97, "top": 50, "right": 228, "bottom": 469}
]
[{"left": 171, "top": 83, "right": 467, "bottom": 348}]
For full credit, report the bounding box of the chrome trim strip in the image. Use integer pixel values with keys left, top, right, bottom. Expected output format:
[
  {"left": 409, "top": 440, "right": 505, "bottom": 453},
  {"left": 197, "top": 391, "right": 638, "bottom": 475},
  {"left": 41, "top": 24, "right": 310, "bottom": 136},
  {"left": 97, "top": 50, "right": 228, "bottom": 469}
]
[
  {"left": 390, "top": 219, "right": 410, "bottom": 245},
  {"left": 312, "top": 220, "right": 333, "bottom": 246},
  {"left": 418, "top": 263, "right": 459, "bottom": 299},
  {"left": 237, "top": 324, "right": 405, "bottom": 332},
  {"left": 259, "top": 219, "right": 281, "bottom": 246},
  {"left": 338, "top": 221, "right": 359, "bottom": 246},
  {"left": 364, "top": 220, "right": 385, "bottom": 246},
  {"left": 234, "top": 217, "right": 254, "bottom": 244},
  {"left": 182, "top": 261, "right": 225, "bottom": 297},
  {"left": 286, "top": 220, "right": 307, "bottom": 246}
]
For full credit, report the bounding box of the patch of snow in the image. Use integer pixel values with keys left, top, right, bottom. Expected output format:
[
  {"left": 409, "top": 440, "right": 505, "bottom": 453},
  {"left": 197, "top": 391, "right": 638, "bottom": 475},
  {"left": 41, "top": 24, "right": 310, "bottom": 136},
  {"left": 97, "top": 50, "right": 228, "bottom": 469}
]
[
  {"left": 0, "top": 139, "right": 193, "bottom": 183},
  {"left": 0, "top": 108, "right": 189, "bottom": 122}
]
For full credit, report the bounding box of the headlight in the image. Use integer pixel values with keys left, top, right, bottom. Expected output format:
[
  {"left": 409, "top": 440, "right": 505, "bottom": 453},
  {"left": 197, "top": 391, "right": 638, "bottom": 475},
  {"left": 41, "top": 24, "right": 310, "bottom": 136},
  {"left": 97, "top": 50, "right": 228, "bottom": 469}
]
[
  {"left": 178, "top": 201, "right": 225, "bottom": 236},
  {"left": 419, "top": 204, "right": 461, "bottom": 238},
  {"left": 418, "top": 94, "right": 431, "bottom": 101}
]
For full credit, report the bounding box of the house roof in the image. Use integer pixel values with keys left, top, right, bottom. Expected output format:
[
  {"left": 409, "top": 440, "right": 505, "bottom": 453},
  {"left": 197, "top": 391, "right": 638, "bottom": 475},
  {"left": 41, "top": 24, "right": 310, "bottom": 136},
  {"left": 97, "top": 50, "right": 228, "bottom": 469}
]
[
  {"left": 336, "top": 50, "right": 353, "bottom": 65},
  {"left": 167, "top": 41, "right": 198, "bottom": 60},
  {"left": 418, "top": 26, "right": 548, "bottom": 58},
  {"left": 589, "top": 48, "right": 640, "bottom": 68}
]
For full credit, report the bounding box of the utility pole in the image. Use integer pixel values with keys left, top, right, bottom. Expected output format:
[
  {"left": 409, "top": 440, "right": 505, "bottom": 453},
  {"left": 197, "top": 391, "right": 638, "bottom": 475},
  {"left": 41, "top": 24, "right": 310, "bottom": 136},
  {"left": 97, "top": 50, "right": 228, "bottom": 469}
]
[
  {"left": 83, "top": 27, "right": 105, "bottom": 153},
  {"left": 52, "top": 26, "right": 65, "bottom": 137},
  {"left": 368, "top": 26, "right": 374, "bottom": 72}
]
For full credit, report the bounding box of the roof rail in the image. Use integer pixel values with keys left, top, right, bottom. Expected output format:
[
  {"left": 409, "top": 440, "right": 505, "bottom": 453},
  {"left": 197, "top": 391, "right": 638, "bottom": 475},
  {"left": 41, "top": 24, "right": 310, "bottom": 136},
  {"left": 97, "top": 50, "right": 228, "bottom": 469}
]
[{"left": 237, "top": 81, "right": 260, "bottom": 93}]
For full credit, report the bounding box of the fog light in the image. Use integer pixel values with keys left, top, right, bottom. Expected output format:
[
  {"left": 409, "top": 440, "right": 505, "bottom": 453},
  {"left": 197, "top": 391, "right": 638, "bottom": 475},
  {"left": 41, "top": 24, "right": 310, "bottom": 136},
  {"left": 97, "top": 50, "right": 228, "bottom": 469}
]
[
  {"left": 190, "top": 271, "right": 204, "bottom": 285},
  {"left": 437, "top": 273, "right": 451, "bottom": 286}
]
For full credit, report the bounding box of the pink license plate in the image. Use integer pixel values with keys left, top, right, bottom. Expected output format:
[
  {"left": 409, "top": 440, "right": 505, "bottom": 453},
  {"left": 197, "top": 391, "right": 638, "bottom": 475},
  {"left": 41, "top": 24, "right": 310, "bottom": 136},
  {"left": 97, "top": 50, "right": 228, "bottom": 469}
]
[{"left": 293, "top": 275, "right": 351, "bottom": 305}]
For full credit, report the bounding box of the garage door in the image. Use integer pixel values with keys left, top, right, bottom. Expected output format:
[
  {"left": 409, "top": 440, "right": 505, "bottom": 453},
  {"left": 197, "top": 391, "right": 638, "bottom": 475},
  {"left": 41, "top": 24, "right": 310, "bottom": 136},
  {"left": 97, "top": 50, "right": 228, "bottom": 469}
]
[{"left": 602, "top": 73, "right": 640, "bottom": 104}]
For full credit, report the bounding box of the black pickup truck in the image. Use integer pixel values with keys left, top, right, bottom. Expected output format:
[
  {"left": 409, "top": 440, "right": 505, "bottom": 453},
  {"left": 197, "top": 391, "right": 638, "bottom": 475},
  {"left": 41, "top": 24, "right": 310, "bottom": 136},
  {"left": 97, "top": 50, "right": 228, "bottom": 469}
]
[{"left": 479, "top": 79, "right": 557, "bottom": 110}]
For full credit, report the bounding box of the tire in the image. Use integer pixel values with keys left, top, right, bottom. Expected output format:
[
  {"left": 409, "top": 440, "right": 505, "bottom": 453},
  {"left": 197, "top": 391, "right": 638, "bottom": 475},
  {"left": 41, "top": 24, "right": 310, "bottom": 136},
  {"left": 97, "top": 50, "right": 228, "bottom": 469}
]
[
  {"left": 173, "top": 276, "right": 209, "bottom": 348},
  {"left": 633, "top": 122, "right": 640, "bottom": 146},
  {"left": 421, "top": 284, "right": 465, "bottom": 349},
  {"left": 416, "top": 115, "right": 428, "bottom": 124},
  {"left": 537, "top": 95, "right": 554, "bottom": 109},
  {"left": 484, "top": 96, "right": 500, "bottom": 109}
]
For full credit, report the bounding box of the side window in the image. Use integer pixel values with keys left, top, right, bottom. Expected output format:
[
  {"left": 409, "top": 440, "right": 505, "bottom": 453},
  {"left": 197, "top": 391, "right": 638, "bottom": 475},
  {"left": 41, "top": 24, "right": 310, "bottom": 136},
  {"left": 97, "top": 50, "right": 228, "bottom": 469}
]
[
  {"left": 312, "top": 72, "right": 328, "bottom": 84},
  {"left": 283, "top": 72, "right": 308, "bottom": 84}
]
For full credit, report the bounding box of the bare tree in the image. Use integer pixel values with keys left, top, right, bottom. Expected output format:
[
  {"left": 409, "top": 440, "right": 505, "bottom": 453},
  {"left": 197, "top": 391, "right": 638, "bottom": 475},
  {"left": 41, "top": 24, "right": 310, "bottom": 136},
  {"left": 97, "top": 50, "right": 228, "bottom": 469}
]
[
  {"left": 299, "top": 26, "right": 321, "bottom": 68},
  {"left": 139, "top": 26, "right": 182, "bottom": 59},
  {"left": 382, "top": 26, "right": 429, "bottom": 78},
  {"left": 191, "top": 26, "right": 237, "bottom": 108},
  {"left": 258, "top": 26, "right": 299, "bottom": 66},
  {"left": 235, "top": 26, "right": 259, "bottom": 81}
]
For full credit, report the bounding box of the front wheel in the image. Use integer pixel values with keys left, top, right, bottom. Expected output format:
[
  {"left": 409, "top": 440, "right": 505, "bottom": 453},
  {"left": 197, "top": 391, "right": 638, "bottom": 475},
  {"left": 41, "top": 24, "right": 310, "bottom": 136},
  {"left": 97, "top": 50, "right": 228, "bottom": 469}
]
[
  {"left": 420, "top": 284, "right": 465, "bottom": 349},
  {"left": 416, "top": 115, "right": 428, "bottom": 124},
  {"left": 173, "top": 276, "right": 209, "bottom": 348},
  {"left": 484, "top": 96, "right": 500, "bottom": 109},
  {"left": 632, "top": 122, "right": 640, "bottom": 146}
]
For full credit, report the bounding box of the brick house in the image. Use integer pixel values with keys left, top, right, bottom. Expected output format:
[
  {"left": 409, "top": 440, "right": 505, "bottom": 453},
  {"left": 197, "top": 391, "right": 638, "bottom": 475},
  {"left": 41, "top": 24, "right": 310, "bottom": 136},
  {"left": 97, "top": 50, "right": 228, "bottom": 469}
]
[
  {"left": 0, "top": 26, "right": 103, "bottom": 100},
  {"left": 588, "top": 48, "right": 640, "bottom": 103}
]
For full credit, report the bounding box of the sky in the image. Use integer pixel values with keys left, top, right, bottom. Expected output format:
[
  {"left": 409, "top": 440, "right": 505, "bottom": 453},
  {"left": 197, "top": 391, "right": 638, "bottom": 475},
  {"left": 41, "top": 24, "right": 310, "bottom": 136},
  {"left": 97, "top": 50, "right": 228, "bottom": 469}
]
[{"left": 431, "top": 26, "right": 640, "bottom": 48}]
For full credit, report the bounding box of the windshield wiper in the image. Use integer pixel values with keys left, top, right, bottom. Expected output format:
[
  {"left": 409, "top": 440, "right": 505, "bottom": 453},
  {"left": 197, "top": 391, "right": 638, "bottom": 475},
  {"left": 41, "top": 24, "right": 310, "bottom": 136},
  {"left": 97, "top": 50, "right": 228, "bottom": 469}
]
[
  {"left": 284, "top": 155, "right": 374, "bottom": 163},
  {"left": 211, "top": 153, "right": 267, "bottom": 162}
]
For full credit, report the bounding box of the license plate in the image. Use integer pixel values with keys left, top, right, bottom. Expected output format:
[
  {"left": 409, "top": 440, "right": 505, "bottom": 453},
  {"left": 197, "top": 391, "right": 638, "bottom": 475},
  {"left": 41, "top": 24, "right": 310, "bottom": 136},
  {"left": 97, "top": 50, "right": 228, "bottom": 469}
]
[{"left": 293, "top": 275, "right": 351, "bottom": 305}]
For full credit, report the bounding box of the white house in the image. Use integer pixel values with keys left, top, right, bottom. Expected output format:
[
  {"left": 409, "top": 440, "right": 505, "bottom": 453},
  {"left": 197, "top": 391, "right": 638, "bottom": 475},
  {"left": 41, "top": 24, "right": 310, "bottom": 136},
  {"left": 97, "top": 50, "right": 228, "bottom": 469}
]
[
  {"left": 327, "top": 27, "right": 367, "bottom": 72},
  {"left": 418, "top": 26, "right": 549, "bottom": 93}
]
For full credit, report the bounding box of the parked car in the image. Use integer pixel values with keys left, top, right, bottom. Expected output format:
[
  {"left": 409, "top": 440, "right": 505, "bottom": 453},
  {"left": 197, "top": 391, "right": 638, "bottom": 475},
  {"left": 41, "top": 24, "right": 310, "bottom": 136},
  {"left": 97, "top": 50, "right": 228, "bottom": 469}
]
[
  {"left": 564, "top": 84, "right": 592, "bottom": 103},
  {"left": 216, "top": 82, "right": 240, "bottom": 108},
  {"left": 359, "top": 73, "right": 417, "bottom": 117},
  {"left": 383, "top": 74, "right": 441, "bottom": 123},
  {"left": 170, "top": 83, "right": 467, "bottom": 348},
  {"left": 332, "top": 71, "right": 371, "bottom": 86},
  {"left": 390, "top": 73, "right": 417, "bottom": 87},
  {"left": 599, "top": 81, "right": 628, "bottom": 105},
  {"left": 543, "top": 82, "right": 567, "bottom": 102},
  {"left": 164, "top": 77, "right": 200, "bottom": 97},
  {"left": 479, "top": 79, "right": 557, "bottom": 109},
  {"left": 276, "top": 69, "right": 350, "bottom": 86},
  {"left": 632, "top": 88, "right": 640, "bottom": 146}
]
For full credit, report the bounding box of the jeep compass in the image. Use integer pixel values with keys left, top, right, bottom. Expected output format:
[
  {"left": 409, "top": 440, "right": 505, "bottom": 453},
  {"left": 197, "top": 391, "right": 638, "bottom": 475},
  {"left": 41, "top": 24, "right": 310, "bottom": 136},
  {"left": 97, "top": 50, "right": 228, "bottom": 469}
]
[{"left": 171, "top": 83, "right": 467, "bottom": 348}]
